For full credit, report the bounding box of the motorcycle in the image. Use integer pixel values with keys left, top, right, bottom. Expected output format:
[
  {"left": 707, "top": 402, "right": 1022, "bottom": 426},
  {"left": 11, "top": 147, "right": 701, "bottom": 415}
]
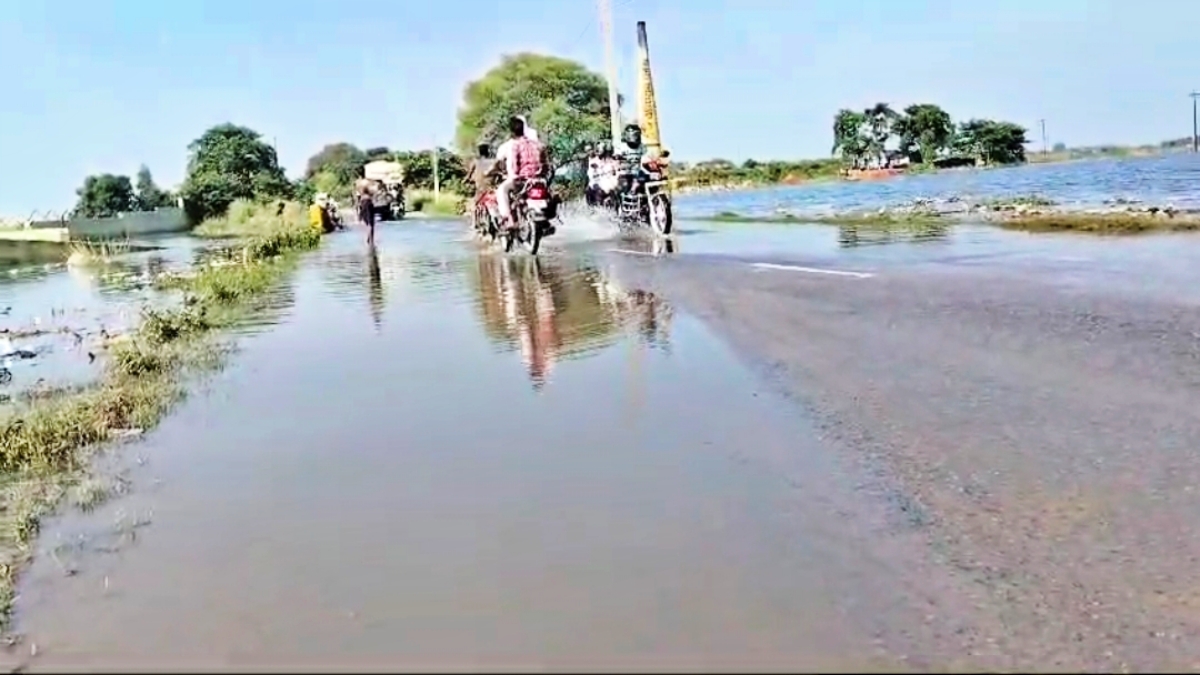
[
  {"left": 473, "top": 191, "right": 501, "bottom": 243},
  {"left": 371, "top": 182, "right": 406, "bottom": 222},
  {"left": 505, "top": 178, "right": 557, "bottom": 255},
  {"left": 617, "top": 160, "right": 673, "bottom": 235},
  {"left": 595, "top": 173, "right": 620, "bottom": 215}
]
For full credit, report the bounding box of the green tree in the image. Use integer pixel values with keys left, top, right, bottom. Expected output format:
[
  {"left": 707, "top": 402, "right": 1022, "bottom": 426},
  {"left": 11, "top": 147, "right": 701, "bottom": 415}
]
[
  {"left": 133, "top": 165, "right": 173, "bottom": 211},
  {"left": 455, "top": 52, "right": 612, "bottom": 171},
  {"left": 393, "top": 148, "right": 468, "bottom": 194},
  {"left": 894, "top": 104, "right": 954, "bottom": 165},
  {"left": 179, "top": 123, "right": 292, "bottom": 222},
  {"left": 954, "top": 119, "right": 1028, "bottom": 166},
  {"left": 831, "top": 109, "right": 868, "bottom": 168},
  {"left": 863, "top": 103, "right": 898, "bottom": 167},
  {"left": 364, "top": 146, "right": 392, "bottom": 160},
  {"left": 74, "top": 174, "right": 135, "bottom": 218},
  {"left": 304, "top": 143, "right": 368, "bottom": 200}
]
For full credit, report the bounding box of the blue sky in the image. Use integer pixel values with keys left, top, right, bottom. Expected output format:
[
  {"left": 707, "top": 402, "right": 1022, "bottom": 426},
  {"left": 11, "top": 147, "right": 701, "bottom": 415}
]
[{"left": 0, "top": 0, "right": 1194, "bottom": 214}]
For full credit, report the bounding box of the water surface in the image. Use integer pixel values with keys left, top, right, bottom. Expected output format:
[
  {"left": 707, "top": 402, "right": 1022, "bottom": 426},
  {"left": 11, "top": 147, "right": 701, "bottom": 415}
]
[{"left": 15, "top": 227, "right": 935, "bottom": 671}]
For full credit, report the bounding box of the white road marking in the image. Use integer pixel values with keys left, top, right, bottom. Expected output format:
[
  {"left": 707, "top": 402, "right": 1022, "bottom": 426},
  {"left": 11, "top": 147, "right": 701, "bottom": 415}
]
[
  {"left": 609, "top": 248, "right": 661, "bottom": 257},
  {"left": 750, "top": 262, "right": 875, "bottom": 279}
]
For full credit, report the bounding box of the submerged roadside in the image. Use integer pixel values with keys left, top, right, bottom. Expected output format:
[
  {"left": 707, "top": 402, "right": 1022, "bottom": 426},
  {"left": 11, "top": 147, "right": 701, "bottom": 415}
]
[{"left": 0, "top": 205, "right": 323, "bottom": 636}]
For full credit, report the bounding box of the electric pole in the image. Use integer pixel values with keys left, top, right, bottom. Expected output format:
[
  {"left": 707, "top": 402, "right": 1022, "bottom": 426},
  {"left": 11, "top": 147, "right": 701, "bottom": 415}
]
[
  {"left": 598, "top": 0, "right": 622, "bottom": 147},
  {"left": 431, "top": 140, "right": 441, "bottom": 199},
  {"left": 1191, "top": 92, "right": 1200, "bottom": 152}
]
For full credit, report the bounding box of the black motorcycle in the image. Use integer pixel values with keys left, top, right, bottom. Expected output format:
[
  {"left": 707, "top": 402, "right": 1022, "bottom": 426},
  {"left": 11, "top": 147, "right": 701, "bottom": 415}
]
[{"left": 618, "top": 165, "right": 673, "bottom": 235}]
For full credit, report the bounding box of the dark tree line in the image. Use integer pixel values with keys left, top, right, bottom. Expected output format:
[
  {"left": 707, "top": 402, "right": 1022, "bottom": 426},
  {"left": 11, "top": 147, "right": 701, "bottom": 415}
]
[{"left": 832, "top": 103, "right": 1029, "bottom": 169}]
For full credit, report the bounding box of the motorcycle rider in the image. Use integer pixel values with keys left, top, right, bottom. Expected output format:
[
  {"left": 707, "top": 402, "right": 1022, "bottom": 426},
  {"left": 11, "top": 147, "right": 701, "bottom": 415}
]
[
  {"left": 494, "top": 115, "right": 548, "bottom": 232},
  {"left": 616, "top": 123, "right": 658, "bottom": 193},
  {"left": 593, "top": 141, "right": 621, "bottom": 209},
  {"left": 465, "top": 143, "right": 499, "bottom": 230},
  {"left": 585, "top": 143, "right": 601, "bottom": 206}
]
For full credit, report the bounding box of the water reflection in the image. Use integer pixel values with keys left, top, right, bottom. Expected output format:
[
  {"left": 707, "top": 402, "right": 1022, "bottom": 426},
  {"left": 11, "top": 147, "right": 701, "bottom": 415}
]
[
  {"left": 613, "top": 234, "right": 677, "bottom": 256},
  {"left": 367, "top": 245, "right": 383, "bottom": 332},
  {"left": 0, "top": 241, "right": 68, "bottom": 272},
  {"left": 469, "top": 253, "right": 673, "bottom": 390},
  {"left": 837, "top": 223, "right": 949, "bottom": 249}
]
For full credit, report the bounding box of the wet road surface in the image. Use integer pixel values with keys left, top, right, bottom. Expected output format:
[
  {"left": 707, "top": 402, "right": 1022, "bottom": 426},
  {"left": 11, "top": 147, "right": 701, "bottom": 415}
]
[{"left": 11, "top": 219, "right": 1200, "bottom": 671}]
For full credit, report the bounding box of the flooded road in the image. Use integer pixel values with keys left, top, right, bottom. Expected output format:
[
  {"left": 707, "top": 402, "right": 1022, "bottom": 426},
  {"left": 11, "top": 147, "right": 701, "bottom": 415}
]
[
  {"left": 11, "top": 223, "right": 934, "bottom": 671},
  {"left": 11, "top": 217, "right": 1200, "bottom": 670}
]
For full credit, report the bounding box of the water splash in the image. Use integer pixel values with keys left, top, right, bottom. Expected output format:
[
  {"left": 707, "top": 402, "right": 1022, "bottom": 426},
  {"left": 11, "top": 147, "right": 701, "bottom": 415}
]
[{"left": 554, "top": 202, "right": 622, "bottom": 244}]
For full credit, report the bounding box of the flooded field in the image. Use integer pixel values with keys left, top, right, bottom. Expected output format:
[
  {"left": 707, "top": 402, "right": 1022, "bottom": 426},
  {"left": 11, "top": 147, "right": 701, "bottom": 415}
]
[
  {"left": 679, "top": 152, "right": 1200, "bottom": 219},
  {"left": 5, "top": 155, "right": 1200, "bottom": 669}
]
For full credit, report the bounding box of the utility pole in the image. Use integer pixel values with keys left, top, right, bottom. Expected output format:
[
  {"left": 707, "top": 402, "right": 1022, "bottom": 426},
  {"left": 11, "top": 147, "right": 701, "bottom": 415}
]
[
  {"left": 431, "top": 140, "right": 441, "bottom": 199},
  {"left": 598, "top": 0, "right": 622, "bottom": 147},
  {"left": 1039, "top": 119, "right": 1047, "bottom": 156},
  {"left": 1191, "top": 92, "right": 1200, "bottom": 153}
]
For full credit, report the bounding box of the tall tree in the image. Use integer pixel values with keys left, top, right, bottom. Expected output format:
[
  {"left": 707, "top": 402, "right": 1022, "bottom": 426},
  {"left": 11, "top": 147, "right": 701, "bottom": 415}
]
[
  {"left": 862, "top": 103, "right": 898, "bottom": 167},
  {"left": 954, "top": 119, "right": 1029, "bottom": 166},
  {"left": 304, "top": 143, "right": 368, "bottom": 200},
  {"left": 133, "top": 165, "right": 172, "bottom": 211},
  {"left": 894, "top": 104, "right": 955, "bottom": 165},
  {"left": 179, "top": 123, "right": 292, "bottom": 221},
  {"left": 73, "top": 174, "right": 135, "bottom": 218},
  {"left": 831, "top": 109, "right": 868, "bottom": 168},
  {"left": 455, "top": 53, "right": 612, "bottom": 171}
]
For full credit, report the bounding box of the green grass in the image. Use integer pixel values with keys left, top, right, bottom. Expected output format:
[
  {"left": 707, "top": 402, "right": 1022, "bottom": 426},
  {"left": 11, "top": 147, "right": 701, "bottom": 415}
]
[
  {"left": 65, "top": 238, "right": 133, "bottom": 267},
  {"left": 407, "top": 189, "right": 465, "bottom": 218},
  {"left": 995, "top": 212, "right": 1200, "bottom": 234},
  {"left": 192, "top": 199, "right": 309, "bottom": 238},
  {"left": 0, "top": 221, "right": 321, "bottom": 631}
]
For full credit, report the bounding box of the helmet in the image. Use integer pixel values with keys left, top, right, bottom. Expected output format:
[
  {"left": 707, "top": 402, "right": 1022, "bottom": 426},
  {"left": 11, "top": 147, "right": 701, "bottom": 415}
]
[{"left": 621, "top": 123, "right": 642, "bottom": 146}]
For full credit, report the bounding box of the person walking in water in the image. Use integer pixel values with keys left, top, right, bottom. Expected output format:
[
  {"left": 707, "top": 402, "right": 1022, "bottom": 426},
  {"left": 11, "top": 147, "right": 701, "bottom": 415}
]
[{"left": 355, "top": 171, "right": 376, "bottom": 245}]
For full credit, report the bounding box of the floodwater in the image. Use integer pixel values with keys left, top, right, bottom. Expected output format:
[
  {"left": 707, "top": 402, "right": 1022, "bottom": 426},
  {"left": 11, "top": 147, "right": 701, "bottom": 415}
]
[
  {"left": 14, "top": 225, "right": 934, "bottom": 671},
  {"left": 0, "top": 237, "right": 205, "bottom": 404},
  {"left": 679, "top": 152, "right": 1200, "bottom": 219},
  {"left": 8, "top": 154, "right": 1200, "bottom": 669}
]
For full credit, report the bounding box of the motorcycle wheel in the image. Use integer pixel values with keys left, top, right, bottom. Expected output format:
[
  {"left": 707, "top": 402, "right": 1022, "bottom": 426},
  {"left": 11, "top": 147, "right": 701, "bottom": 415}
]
[
  {"left": 518, "top": 214, "right": 541, "bottom": 256},
  {"left": 648, "top": 194, "right": 673, "bottom": 235}
]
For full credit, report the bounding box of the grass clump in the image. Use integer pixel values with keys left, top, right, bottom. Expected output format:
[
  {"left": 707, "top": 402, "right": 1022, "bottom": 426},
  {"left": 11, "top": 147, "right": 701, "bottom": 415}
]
[
  {"left": 996, "top": 212, "right": 1200, "bottom": 234},
  {"left": 979, "top": 194, "right": 1056, "bottom": 209},
  {"left": 65, "top": 239, "right": 132, "bottom": 267},
  {"left": 192, "top": 199, "right": 308, "bottom": 238},
  {"left": 706, "top": 210, "right": 944, "bottom": 227},
  {"left": 408, "top": 189, "right": 465, "bottom": 217},
  {"left": 0, "top": 214, "right": 322, "bottom": 630}
]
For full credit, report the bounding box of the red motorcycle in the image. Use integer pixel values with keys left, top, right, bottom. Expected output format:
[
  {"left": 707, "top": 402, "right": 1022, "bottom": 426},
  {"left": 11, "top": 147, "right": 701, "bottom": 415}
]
[
  {"left": 504, "top": 178, "right": 557, "bottom": 256},
  {"left": 472, "top": 191, "right": 501, "bottom": 243}
]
